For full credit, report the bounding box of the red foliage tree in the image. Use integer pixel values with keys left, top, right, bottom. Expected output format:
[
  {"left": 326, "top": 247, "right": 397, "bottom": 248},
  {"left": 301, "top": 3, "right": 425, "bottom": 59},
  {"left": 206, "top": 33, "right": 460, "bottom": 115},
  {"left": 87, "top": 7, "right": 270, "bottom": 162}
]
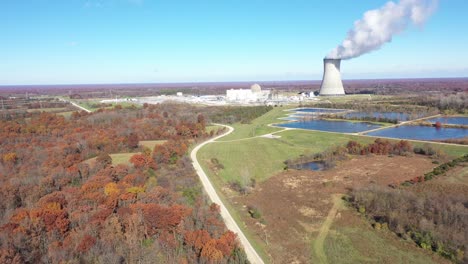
[
  {"left": 200, "top": 239, "right": 223, "bottom": 262},
  {"left": 77, "top": 235, "right": 97, "bottom": 253},
  {"left": 216, "top": 231, "right": 238, "bottom": 256},
  {"left": 96, "top": 152, "right": 112, "bottom": 168},
  {"left": 127, "top": 133, "right": 139, "bottom": 149},
  {"left": 139, "top": 203, "right": 191, "bottom": 236},
  {"left": 184, "top": 229, "right": 211, "bottom": 253},
  {"left": 130, "top": 153, "right": 157, "bottom": 170}
]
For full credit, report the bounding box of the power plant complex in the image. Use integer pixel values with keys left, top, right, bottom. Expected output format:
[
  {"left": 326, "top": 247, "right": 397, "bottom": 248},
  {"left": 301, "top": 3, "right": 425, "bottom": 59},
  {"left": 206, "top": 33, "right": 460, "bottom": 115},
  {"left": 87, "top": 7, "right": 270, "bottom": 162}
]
[
  {"left": 226, "top": 83, "right": 271, "bottom": 102},
  {"left": 319, "top": 58, "right": 345, "bottom": 96}
]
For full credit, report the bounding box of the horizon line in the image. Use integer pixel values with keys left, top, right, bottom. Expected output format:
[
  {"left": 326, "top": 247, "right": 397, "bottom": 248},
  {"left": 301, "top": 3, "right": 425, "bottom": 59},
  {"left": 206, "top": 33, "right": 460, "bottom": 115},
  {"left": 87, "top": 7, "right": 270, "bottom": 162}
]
[{"left": 1, "top": 76, "right": 468, "bottom": 88}]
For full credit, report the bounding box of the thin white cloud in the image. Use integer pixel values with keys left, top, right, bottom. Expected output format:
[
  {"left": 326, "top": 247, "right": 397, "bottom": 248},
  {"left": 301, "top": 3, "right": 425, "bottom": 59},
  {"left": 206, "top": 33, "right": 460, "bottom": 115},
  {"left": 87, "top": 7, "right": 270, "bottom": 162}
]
[
  {"left": 83, "top": 1, "right": 103, "bottom": 8},
  {"left": 67, "top": 41, "right": 78, "bottom": 47},
  {"left": 83, "top": 0, "right": 143, "bottom": 8},
  {"left": 126, "top": 0, "right": 144, "bottom": 5}
]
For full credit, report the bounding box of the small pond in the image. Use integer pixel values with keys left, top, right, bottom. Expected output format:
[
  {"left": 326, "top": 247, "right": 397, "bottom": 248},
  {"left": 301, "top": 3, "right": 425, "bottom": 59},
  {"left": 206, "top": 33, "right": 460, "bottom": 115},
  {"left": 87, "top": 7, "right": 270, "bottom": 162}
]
[
  {"left": 277, "top": 119, "right": 382, "bottom": 133},
  {"left": 366, "top": 125, "right": 468, "bottom": 140},
  {"left": 290, "top": 161, "right": 325, "bottom": 171},
  {"left": 425, "top": 116, "right": 468, "bottom": 126}
]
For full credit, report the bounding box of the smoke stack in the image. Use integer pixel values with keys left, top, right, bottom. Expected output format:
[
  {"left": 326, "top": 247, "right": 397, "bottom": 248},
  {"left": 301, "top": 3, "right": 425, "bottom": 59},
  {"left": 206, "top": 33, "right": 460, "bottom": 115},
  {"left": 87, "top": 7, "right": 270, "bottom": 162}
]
[{"left": 319, "top": 59, "right": 345, "bottom": 96}]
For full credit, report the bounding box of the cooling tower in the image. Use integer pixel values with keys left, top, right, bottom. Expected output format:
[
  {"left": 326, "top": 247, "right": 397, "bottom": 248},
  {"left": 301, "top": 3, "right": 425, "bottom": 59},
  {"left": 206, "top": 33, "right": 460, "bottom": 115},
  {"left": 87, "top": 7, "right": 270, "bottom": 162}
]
[{"left": 319, "top": 59, "right": 345, "bottom": 96}]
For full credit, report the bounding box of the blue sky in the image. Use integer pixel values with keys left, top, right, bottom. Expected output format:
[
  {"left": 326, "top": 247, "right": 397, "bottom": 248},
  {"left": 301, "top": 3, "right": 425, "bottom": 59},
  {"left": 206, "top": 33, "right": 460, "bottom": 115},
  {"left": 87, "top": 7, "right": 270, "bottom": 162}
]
[{"left": 1, "top": 0, "right": 467, "bottom": 85}]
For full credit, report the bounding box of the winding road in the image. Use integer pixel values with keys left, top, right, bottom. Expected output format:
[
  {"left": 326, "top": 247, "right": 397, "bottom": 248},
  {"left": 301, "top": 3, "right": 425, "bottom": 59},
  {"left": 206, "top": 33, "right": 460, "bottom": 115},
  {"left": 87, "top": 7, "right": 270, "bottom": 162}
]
[{"left": 191, "top": 124, "right": 265, "bottom": 264}]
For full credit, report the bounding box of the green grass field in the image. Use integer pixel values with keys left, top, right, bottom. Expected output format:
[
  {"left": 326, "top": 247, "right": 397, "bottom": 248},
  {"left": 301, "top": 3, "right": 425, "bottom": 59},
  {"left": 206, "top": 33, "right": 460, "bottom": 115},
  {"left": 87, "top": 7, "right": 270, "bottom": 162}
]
[
  {"left": 197, "top": 106, "right": 466, "bottom": 264},
  {"left": 85, "top": 152, "right": 135, "bottom": 166},
  {"left": 139, "top": 140, "right": 167, "bottom": 150},
  {"left": 438, "top": 166, "right": 468, "bottom": 186},
  {"left": 200, "top": 106, "right": 467, "bottom": 184},
  {"left": 74, "top": 99, "right": 140, "bottom": 112},
  {"left": 84, "top": 140, "right": 168, "bottom": 166},
  {"left": 322, "top": 225, "right": 441, "bottom": 264},
  {"left": 26, "top": 107, "right": 69, "bottom": 113},
  {"left": 205, "top": 124, "right": 223, "bottom": 134},
  {"left": 218, "top": 106, "right": 293, "bottom": 141},
  {"left": 109, "top": 153, "right": 134, "bottom": 165},
  {"left": 199, "top": 129, "right": 375, "bottom": 183},
  {"left": 57, "top": 111, "right": 75, "bottom": 119}
]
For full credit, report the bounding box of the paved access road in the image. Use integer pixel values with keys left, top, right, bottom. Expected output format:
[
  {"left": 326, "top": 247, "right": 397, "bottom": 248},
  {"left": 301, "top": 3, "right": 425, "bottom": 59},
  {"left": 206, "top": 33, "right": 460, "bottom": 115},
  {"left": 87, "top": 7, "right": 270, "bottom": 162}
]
[{"left": 190, "top": 124, "right": 265, "bottom": 264}]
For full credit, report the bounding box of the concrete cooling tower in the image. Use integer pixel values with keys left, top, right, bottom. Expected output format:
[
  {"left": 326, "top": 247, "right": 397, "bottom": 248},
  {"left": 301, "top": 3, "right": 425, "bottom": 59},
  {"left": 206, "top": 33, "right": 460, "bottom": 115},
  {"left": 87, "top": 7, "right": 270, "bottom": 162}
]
[{"left": 319, "top": 59, "right": 345, "bottom": 95}]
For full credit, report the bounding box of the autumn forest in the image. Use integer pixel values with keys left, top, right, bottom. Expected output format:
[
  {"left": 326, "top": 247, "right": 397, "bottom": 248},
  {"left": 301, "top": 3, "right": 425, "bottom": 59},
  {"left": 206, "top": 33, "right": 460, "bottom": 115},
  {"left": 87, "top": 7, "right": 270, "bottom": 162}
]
[{"left": 0, "top": 103, "right": 254, "bottom": 263}]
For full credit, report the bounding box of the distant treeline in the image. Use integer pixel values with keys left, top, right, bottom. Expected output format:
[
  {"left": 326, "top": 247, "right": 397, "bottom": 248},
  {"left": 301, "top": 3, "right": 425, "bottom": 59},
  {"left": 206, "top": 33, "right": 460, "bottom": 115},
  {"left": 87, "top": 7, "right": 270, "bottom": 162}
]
[{"left": 413, "top": 93, "right": 468, "bottom": 114}]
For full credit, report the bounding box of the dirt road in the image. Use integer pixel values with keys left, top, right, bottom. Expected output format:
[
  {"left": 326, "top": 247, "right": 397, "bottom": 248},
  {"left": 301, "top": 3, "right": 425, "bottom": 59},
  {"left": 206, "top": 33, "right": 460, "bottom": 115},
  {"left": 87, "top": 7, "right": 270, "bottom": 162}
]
[
  {"left": 70, "top": 101, "right": 91, "bottom": 113},
  {"left": 191, "top": 124, "right": 265, "bottom": 264},
  {"left": 312, "top": 194, "right": 343, "bottom": 264},
  {"left": 58, "top": 98, "right": 92, "bottom": 113}
]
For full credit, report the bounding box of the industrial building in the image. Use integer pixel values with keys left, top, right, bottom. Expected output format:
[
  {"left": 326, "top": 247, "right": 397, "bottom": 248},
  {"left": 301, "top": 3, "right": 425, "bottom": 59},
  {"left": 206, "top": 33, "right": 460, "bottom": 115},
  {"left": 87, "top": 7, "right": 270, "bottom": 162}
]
[{"left": 226, "top": 84, "right": 270, "bottom": 102}]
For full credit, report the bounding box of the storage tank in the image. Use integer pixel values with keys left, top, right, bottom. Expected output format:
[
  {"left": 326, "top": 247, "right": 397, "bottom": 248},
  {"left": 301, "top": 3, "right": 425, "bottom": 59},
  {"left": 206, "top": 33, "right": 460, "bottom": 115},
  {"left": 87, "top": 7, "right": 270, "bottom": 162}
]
[{"left": 250, "top": 83, "right": 262, "bottom": 93}]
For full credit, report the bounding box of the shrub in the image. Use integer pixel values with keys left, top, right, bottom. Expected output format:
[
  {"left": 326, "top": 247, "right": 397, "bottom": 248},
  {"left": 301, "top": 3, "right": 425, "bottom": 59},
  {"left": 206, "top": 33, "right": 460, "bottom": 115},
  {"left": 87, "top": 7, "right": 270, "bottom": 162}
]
[
  {"left": 350, "top": 186, "right": 467, "bottom": 262},
  {"left": 228, "top": 180, "right": 248, "bottom": 195},
  {"left": 247, "top": 206, "right": 262, "bottom": 219}
]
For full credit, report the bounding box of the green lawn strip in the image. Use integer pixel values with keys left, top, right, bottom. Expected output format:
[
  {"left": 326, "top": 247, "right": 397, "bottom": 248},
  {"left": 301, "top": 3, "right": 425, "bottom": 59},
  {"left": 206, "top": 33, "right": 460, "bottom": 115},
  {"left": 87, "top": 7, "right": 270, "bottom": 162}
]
[
  {"left": 109, "top": 153, "right": 134, "bottom": 165},
  {"left": 72, "top": 100, "right": 100, "bottom": 111},
  {"left": 438, "top": 166, "right": 468, "bottom": 186},
  {"left": 220, "top": 106, "right": 296, "bottom": 141},
  {"left": 197, "top": 157, "right": 271, "bottom": 263},
  {"left": 57, "top": 111, "right": 75, "bottom": 119},
  {"left": 205, "top": 125, "right": 222, "bottom": 134},
  {"left": 139, "top": 140, "right": 167, "bottom": 150},
  {"left": 312, "top": 194, "right": 345, "bottom": 264},
  {"left": 26, "top": 107, "right": 68, "bottom": 113},
  {"left": 323, "top": 225, "right": 439, "bottom": 264},
  {"left": 74, "top": 99, "right": 140, "bottom": 111},
  {"left": 421, "top": 143, "right": 468, "bottom": 158},
  {"left": 84, "top": 152, "right": 137, "bottom": 166}
]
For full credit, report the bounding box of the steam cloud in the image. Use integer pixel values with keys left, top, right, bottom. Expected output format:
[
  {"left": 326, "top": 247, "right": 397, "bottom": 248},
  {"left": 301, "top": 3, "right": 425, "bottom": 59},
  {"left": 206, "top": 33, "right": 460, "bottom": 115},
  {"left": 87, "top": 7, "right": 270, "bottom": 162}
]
[{"left": 327, "top": 0, "right": 438, "bottom": 60}]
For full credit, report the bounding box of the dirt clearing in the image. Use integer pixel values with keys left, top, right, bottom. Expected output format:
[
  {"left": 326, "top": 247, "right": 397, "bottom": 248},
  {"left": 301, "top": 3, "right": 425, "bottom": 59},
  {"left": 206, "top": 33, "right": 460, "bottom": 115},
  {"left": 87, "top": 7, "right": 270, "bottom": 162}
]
[{"left": 227, "top": 155, "right": 447, "bottom": 263}]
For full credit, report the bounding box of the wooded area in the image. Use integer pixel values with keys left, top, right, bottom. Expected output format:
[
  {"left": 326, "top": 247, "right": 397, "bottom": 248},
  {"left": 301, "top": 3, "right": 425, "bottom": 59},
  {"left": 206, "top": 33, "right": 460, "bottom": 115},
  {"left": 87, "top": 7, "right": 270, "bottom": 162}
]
[{"left": 0, "top": 103, "right": 251, "bottom": 263}]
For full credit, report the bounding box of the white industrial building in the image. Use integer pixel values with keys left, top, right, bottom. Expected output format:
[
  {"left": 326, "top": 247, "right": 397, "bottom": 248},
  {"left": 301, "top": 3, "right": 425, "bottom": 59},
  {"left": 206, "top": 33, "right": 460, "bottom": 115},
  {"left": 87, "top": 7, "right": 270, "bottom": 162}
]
[{"left": 226, "top": 84, "right": 270, "bottom": 103}]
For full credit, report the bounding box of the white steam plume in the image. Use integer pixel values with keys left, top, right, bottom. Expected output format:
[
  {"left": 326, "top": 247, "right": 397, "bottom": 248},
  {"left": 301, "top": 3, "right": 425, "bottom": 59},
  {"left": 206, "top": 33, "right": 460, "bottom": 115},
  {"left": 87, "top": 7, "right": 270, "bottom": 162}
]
[{"left": 327, "top": 0, "right": 438, "bottom": 60}]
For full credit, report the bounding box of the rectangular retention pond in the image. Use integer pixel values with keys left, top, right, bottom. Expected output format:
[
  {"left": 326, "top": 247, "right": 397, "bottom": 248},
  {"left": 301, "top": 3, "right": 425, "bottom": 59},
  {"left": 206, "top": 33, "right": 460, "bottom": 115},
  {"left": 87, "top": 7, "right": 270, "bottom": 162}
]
[
  {"left": 343, "top": 111, "right": 422, "bottom": 121},
  {"left": 277, "top": 119, "right": 382, "bottom": 133},
  {"left": 366, "top": 125, "right": 468, "bottom": 140},
  {"left": 424, "top": 116, "right": 468, "bottom": 126}
]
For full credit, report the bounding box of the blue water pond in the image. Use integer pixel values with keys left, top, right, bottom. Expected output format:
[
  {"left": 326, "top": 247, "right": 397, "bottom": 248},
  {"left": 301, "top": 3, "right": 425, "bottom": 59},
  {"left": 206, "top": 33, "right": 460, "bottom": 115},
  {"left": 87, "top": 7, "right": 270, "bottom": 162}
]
[
  {"left": 344, "top": 111, "right": 416, "bottom": 121},
  {"left": 425, "top": 116, "right": 468, "bottom": 126},
  {"left": 291, "top": 161, "right": 325, "bottom": 171},
  {"left": 277, "top": 119, "right": 381, "bottom": 133},
  {"left": 366, "top": 125, "right": 468, "bottom": 140}
]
